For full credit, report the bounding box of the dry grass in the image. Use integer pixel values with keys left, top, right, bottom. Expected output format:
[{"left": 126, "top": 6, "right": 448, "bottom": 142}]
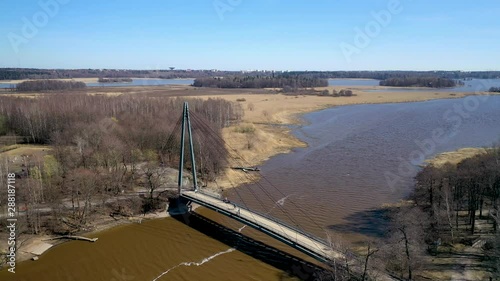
[
  {"left": 0, "top": 144, "right": 52, "bottom": 171},
  {"left": 425, "top": 147, "right": 488, "bottom": 167},
  {"left": 0, "top": 144, "right": 50, "bottom": 156}
]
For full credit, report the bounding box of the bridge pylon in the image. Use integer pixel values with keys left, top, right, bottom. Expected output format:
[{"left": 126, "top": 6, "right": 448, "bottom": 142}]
[{"left": 177, "top": 102, "right": 198, "bottom": 195}]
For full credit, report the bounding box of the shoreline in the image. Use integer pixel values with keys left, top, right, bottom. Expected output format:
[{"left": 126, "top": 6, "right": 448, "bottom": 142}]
[
  {"left": 2, "top": 89, "right": 498, "bottom": 268},
  {"left": 424, "top": 147, "right": 488, "bottom": 168},
  {"left": 0, "top": 209, "right": 173, "bottom": 266},
  {"left": 208, "top": 91, "right": 497, "bottom": 188}
]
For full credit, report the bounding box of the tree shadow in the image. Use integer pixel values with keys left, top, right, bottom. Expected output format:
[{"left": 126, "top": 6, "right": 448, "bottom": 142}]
[
  {"left": 171, "top": 212, "right": 331, "bottom": 281},
  {"left": 327, "top": 208, "right": 391, "bottom": 239}
]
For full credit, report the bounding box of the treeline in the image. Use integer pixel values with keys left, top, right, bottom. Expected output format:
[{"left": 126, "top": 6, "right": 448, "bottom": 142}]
[
  {"left": 0, "top": 68, "right": 239, "bottom": 80},
  {"left": 490, "top": 87, "right": 500, "bottom": 93},
  {"left": 379, "top": 77, "right": 460, "bottom": 88},
  {"left": 295, "top": 88, "right": 354, "bottom": 97},
  {"left": 16, "top": 80, "right": 87, "bottom": 91},
  {"left": 283, "top": 71, "right": 500, "bottom": 80},
  {"left": 372, "top": 147, "right": 500, "bottom": 279},
  {"left": 392, "top": 147, "right": 500, "bottom": 278},
  {"left": 413, "top": 147, "right": 500, "bottom": 238},
  {"left": 0, "top": 94, "right": 242, "bottom": 183},
  {"left": 0, "top": 95, "right": 241, "bottom": 146},
  {"left": 193, "top": 76, "right": 328, "bottom": 89},
  {"left": 97, "top": 77, "right": 132, "bottom": 83},
  {"left": 0, "top": 95, "right": 242, "bottom": 234},
  {"left": 3, "top": 68, "right": 500, "bottom": 81}
]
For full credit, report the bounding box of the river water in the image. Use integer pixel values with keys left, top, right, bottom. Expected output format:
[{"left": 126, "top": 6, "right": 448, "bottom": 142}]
[
  {"left": 328, "top": 78, "right": 500, "bottom": 93},
  {"left": 228, "top": 95, "right": 500, "bottom": 242},
  {"left": 3, "top": 96, "right": 500, "bottom": 281}
]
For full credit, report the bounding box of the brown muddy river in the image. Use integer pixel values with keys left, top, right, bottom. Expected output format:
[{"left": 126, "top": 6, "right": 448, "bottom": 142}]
[{"left": 3, "top": 96, "right": 500, "bottom": 281}]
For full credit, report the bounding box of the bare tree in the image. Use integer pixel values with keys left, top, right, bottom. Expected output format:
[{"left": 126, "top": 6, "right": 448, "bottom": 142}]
[
  {"left": 140, "top": 162, "right": 167, "bottom": 213},
  {"left": 381, "top": 206, "right": 427, "bottom": 280}
]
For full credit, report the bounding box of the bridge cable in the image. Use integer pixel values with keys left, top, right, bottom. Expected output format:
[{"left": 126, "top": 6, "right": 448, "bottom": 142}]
[
  {"left": 188, "top": 114, "right": 296, "bottom": 242},
  {"left": 189, "top": 111, "right": 329, "bottom": 251},
  {"left": 189, "top": 112, "right": 312, "bottom": 221},
  {"left": 188, "top": 115, "right": 285, "bottom": 230},
  {"left": 189, "top": 113, "right": 309, "bottom": 243},
  {"left": 189, "top": 112, "right": 305, "bottom": 219},
  {"left": 160, "top": 114, "right": 184, "bottom": 158},
  {"left": 186, "top": 116, "right": 266, "bottom": 221}
]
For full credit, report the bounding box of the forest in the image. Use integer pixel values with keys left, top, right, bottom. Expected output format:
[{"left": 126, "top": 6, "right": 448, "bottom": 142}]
[
  {"left": 193, "top": 76, "right": 328, "bottom": 89},
  {"left": 283, "top": 70, "right": 500, "bottom": 80},
  {"left": 0, "top": 68, "right": 239, "bottom": 80},
  {"left": 379, "top": 77, "right": 461, "bottom": 88},
  {"left": 0, "top": 95, "right": 242, "bottom": 235},
  {"left": 16, "top": 80, "right": 87, "bottom": 91},
  {"left": 380, "top": 147, "right": 500, "bottom": 279},
  {"left": 3, "top": 68, "right": 499, "bottom": 81},
  {"left": 490, "top": 87, "right": 500, "bottom": 93}
]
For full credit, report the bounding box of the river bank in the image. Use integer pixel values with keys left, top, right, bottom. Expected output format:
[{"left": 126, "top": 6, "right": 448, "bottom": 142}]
[
  {"left": 207, "top": 89, "right": 497, "bottom": 188},
  {"left": 425, "top": 147, "right": 488, "bottom": 167},
  {"left": 2, "top": 87, "right": 497, "bottom": 273},
  {"left": 398, "top": 147, "right": 498, "bottom": 280},
  {"left": 0, "top": 208, "right": 173, "bottom": 266}
]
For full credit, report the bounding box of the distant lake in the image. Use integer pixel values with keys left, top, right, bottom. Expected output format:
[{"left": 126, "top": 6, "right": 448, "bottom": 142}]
[
  {"left": 0, "top": 78, "right": 194, "bottom": 89},
  {"left": 86, "top": 78, "right": 194, "bottom": 87},
  {"left": 0, "top": 83, "right": 16, "bottom": 89},
  {"left": 2, "top": 78, "right": 499, "bottom": 92}
]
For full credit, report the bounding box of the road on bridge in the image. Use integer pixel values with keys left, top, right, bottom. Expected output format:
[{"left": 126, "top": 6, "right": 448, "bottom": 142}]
[
  {"left": 182, "top": 190, "right": 343, "bottom": 262},
  {"left": 181, "top": 190, "right": 399, "bottom": 281}
]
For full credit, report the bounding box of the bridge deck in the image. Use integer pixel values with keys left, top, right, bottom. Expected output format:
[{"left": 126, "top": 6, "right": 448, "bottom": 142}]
[{"left": 181, "top": 190, "right": 343, "bottom": 263}]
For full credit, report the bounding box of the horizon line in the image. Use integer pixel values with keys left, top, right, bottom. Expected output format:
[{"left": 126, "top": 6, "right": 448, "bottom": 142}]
[{"left": 1, "top": 67, "right": 500, "bottom": 72}]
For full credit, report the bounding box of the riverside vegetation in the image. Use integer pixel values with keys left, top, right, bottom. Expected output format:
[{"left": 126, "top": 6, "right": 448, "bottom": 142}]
[
  {"left": 376, "top": 146, "right": 500, "bottom": 280},
  {"left": 0, "top": 94, "right": 242, "bottom": 240}
]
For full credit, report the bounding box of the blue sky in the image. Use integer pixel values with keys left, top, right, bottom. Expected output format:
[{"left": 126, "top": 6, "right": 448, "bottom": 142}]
[{"left": 0, "top": 0, "right": 499, "bottom": 71}]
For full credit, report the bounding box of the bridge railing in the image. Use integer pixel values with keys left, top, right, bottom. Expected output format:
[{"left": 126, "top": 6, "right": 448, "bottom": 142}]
[
  {"left": 184, "top": 189, "right": 330, "bottom": 248},
  {"left": 238, "top": 203, "right": 329, "bottom": 247}
]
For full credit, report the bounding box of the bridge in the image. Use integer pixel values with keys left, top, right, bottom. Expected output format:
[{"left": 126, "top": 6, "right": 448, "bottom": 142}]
[
  {"left": 172, "top": 102, "right": 397, "bottom": 280},
  {"left": 181, "top": 190, "right": 341, "bottom": 263}
]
